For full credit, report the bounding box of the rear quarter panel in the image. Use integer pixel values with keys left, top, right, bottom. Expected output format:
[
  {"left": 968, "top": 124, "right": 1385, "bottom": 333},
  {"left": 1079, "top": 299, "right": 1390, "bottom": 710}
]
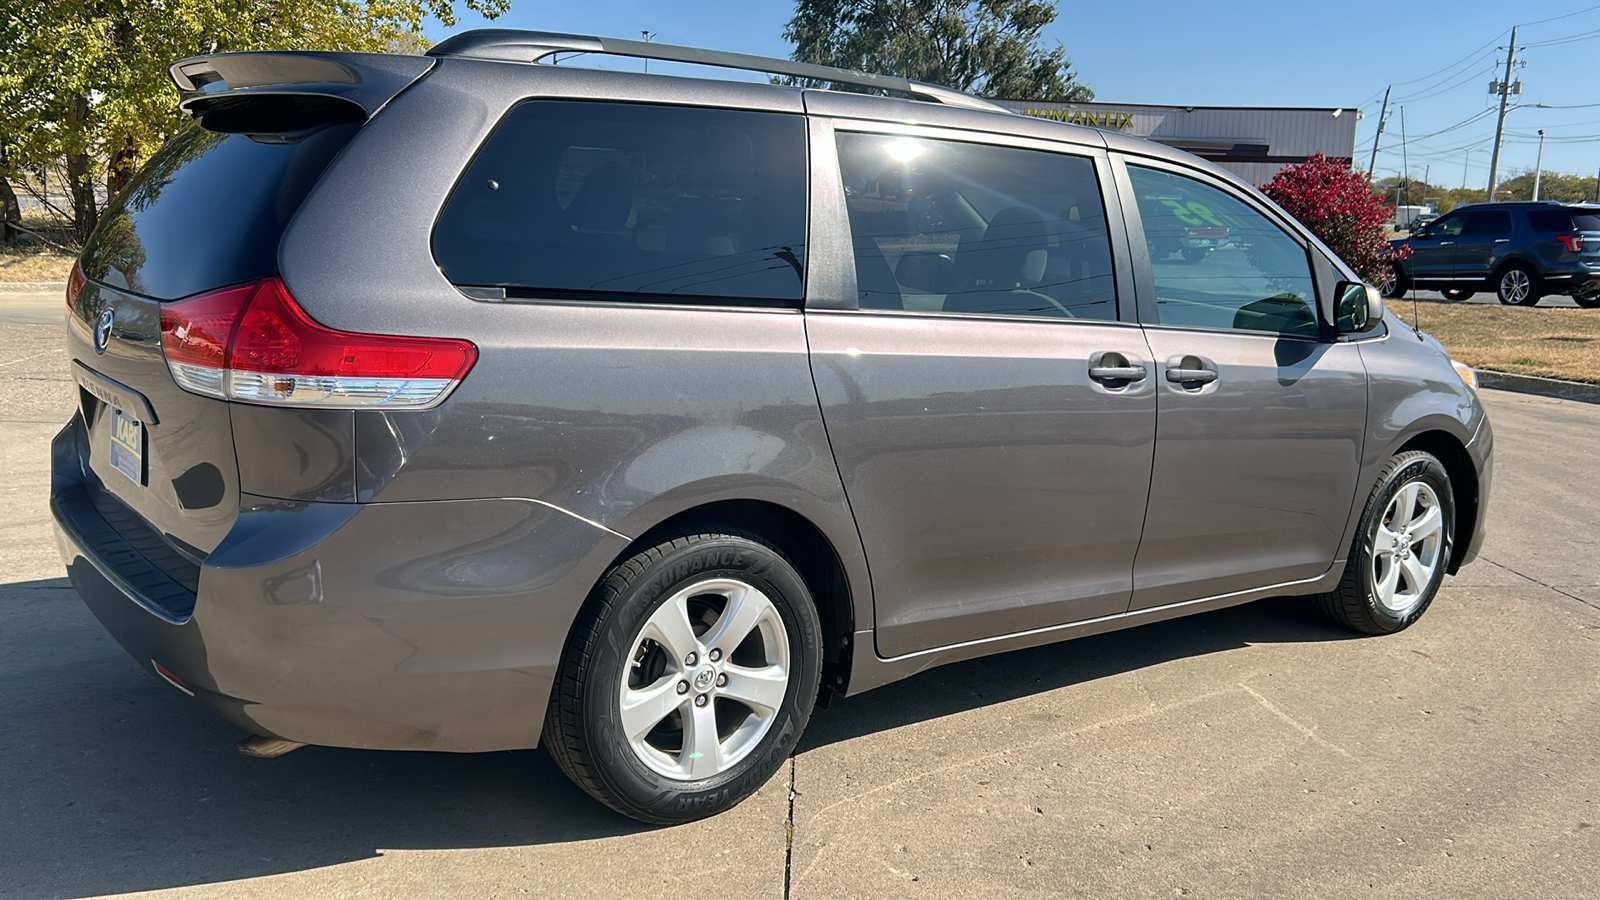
[{"left": 277, "top": 60, "right": 872, "bottom": 628}]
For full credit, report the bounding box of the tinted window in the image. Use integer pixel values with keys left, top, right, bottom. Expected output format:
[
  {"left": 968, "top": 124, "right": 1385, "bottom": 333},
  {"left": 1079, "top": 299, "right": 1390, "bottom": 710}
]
[
  {"left": 1528, "top": 209, "right": 1600, "bottom": 231},
  {"left": 1424, "top": 214, "right": 1464, "bottom": 237},
  {"left": 1463, "top": 210, "right": 1512, "bottom": 236},
  {"left": 80, "top": 121, "right": 358, "bottom": 300},
  {"left": 836, "top": 132, "right": 1116, "bottom": 320},
  {"left": 1129, "top": 165, "right": 1318, "bottom": 337},
  {"left": 433, "top": 102, "right": 807, "bottom": 306}
]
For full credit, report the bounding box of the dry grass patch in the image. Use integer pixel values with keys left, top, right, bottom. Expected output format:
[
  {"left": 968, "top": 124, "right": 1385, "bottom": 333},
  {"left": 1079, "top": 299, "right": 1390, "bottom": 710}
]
[
  {"left": 1387, "top": 299, "right": 1600, "bottom": 384},
  {"left": 0, "top": 243, "right": 75, "bottom": 283}
]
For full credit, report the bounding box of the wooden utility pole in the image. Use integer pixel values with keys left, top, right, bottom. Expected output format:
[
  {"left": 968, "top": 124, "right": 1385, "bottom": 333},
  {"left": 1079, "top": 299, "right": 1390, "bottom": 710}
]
[
  {"left": 1486, "top": 26, "right": 1518, "bottom": 202},
  {"left": 1367, "top": 85, "right": 1391, "bottom": 181}
]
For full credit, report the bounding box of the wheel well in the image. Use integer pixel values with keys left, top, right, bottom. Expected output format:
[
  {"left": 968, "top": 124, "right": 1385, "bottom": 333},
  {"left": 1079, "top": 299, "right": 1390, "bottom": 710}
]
[
  {"left": 1493, "top": 257, "right": 1536, "bottom": 279},
  {"left": 620, "top": 500, "right": 856, "bottom": 700},
  {"left": 1397, "top": 431, "right": 1479, "bottom": 575}
]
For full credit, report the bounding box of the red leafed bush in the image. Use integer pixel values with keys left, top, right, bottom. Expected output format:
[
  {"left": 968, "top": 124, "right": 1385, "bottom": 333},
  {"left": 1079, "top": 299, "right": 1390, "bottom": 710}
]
[{"left": 1260, "top": 154, "right": 1407, "bottom": 285}]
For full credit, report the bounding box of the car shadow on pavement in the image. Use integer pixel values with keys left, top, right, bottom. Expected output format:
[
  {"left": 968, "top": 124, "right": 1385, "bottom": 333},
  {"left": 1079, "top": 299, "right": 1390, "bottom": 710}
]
[
  {"left": 2, "top": 577, "right": 1346, "bottom": 898},
  {"left": 800, "top": 595, "right": 1356, "bottom": 751},
  {"left": 0, "top": 577, "right": 647, "bottom": 900}
]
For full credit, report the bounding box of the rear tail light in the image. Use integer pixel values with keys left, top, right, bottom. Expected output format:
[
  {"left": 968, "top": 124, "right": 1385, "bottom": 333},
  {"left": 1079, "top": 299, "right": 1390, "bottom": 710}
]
[
  {"left": 1557, "top": 234, "right": 1585, "bottom": 253},
  {"left": 66, "top": 261, "right": 87, "bottom": 310},
  {"left": 159, "top": 277, "right": 477, "bottom": 409}
]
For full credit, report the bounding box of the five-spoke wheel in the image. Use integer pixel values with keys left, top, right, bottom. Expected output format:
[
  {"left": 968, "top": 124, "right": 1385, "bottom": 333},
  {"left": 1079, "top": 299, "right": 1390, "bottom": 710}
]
[
  {"left": 544, "top": 530, "right": 822, "bottom": 824},
  {"left": 1319, "top": 450, "right": 1455, "bottom": 634},
  {"left": 1369, "top": 480, "right": 1446, "bottom": 615},
  {"left": 620, "top": 578, "right": 791, "bottom": 781}
]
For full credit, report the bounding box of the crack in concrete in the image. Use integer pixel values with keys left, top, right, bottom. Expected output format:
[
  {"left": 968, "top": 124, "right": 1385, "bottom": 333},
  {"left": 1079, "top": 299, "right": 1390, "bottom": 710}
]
[
  {"left": 1240, "top": 683, "right": 1354, "bottom": 759},
  {"left": 783, "top": 756, "right": 796, "bottom": 900},
  {"left": 1481, "top": 557, "right": 1599, "bottom": 612}
]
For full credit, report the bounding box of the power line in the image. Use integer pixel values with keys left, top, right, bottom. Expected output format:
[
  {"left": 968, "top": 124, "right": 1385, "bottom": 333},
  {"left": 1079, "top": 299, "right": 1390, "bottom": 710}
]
[
  {"left": 1521, "top": 26, "right": 1600, "bottom": 47},
  {"left": 1394, "top": 61, "right": 1499, "bottom": 104},
  {"left": 1516, "top": 3, "right": 1600, "bottom": 28},
  {"left": 1386, "top": 30, "right": 1509, "bottom": 89}
]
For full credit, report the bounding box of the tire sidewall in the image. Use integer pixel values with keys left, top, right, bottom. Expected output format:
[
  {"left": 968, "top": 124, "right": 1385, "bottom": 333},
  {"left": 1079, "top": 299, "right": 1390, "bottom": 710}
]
[
  {"left": 1497, "top": 264, "right": 1539, "bottom": 305},
  {"left": 1356, "top": 456, "right": 1454, "bottom": 632},
  {"left": 1381, "top": 265, "right": 1409, "bottom": 299},
  {"left": 582, "top": 538, "right": 821, "bottom": 822}
]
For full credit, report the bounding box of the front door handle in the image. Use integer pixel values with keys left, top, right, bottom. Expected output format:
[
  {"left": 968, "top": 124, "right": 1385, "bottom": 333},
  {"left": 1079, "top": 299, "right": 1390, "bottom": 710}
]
[
  {"left": 1438, "top": 241, "right": 1454, "bottom": 246},
  {"left": 1166, "top": 367, "right": 1217, "bottom": 385},
  {"left": 1089, "top": 365, "right": 1147, "bottom": 382},
  {"left": 1494, "top": 238, "right": 1511, "bottom": 243}
]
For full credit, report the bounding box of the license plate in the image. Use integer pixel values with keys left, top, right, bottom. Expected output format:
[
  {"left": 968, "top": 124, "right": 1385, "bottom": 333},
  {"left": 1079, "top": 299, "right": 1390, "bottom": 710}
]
[{"left": 109, "top": 407, "right": 144, "bottom": 484}]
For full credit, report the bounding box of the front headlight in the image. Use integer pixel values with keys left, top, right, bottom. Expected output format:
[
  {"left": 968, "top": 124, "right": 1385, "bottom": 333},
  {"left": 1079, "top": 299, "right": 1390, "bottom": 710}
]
[{"left": 1450, "top": 358, "right": 1478, "bottom": 390}]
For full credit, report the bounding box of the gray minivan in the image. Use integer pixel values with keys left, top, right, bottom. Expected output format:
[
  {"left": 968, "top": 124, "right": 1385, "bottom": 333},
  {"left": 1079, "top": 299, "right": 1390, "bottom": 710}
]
[{"left": 52, "top": 31, "right": 1492, "bottom": 824}]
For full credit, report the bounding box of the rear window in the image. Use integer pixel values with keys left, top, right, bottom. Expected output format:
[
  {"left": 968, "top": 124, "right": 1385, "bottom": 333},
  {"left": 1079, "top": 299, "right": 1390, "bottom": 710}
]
[
  {"left": 1528, "top": 209, "right": 1600, "bottom": 232},
  {"left": 80, "top": 121, "right": 359, "bottom": 301},
  {"left": 432, "top": 101, "right": 808, "bottom": 307}
]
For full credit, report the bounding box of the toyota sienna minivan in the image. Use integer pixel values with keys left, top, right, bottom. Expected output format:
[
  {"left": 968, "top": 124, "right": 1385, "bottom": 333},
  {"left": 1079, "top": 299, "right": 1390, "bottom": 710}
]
[{"left": 53, "top": 31, "right": 1492, "bottom": 824}]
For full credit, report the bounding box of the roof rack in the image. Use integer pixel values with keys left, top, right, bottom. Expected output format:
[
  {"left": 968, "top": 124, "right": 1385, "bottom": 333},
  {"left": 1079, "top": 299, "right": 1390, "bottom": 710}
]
[{"left": 425, "top": 30, "right": 1009, "bottom": 114}]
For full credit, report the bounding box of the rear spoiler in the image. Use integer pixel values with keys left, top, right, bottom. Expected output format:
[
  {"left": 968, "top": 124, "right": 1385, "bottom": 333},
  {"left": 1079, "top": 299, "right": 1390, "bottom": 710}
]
[{"left": 168, "top": 51, "right": 433, "bottom": 131}]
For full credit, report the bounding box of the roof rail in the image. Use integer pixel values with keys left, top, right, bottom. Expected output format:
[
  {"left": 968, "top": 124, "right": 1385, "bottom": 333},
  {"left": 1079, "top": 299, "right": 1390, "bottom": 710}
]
[{"left": 425, "top": 30, "right": 1009, "bottom": 115}]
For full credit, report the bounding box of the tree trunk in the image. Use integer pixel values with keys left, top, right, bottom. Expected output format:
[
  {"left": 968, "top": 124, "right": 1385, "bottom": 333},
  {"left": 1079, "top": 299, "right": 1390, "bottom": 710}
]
[
  {"left": 67, "top": 95, "right": 97, "bottom": 244},
  {"left": 107, "top": 139, "right": 137, "bottom": 200},
  {"left": 0, "top": 176, "right": 19, "bottom": 243}
]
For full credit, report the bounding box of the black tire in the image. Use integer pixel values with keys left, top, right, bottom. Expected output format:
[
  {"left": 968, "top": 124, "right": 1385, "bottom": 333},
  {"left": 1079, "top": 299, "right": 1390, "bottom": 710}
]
[
  {"left": 1495, "top": 262, "right": 1541, "bottom": 306},
  {"left": 1181, "top": 247, "right": 1207, "bottom": 262},
  {"left": 1441, "top": 288, "right": 1474, "bottom": 301},
  {"left": 1575, "top": 293, "right": 1600, "bottom": 309},
  {"left": 1318, "top": 451, "right": 1455, "bottom": 635},
  {"left": 544, "top": 530, "right": 822, "bottom": 825},
  {"left": 1380, "top": 265, "right": 1410, "bottom": 299}
]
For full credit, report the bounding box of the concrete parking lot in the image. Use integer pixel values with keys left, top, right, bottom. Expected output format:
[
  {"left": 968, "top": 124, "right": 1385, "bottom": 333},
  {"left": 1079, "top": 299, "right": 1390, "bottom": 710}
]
[{"left": 1, "top": 289, "right": 1596, "bottom": 899}]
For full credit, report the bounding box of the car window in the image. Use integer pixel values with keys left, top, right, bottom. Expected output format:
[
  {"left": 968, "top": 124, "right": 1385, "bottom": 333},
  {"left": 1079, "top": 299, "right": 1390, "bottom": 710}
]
[
  {"left": 1529, "top": 209, "right": 1600, "bottom": 231},
  {"left": 433, "top": 101, "right": 807, "bottom": 306},
  {"left": 1127, "top": 165, "right": 1318, "bottom": 338},
  {"left": 835, "top": 132, "right": 1117, "bottom": 320},
  {"left": 80, "top": 121, "right": 359, "bottom": 301},
  {"left": 1463, "top": 210, "right": 1513, "bottom": 236},
  {"left": 1424, "top": 214, "right": 1464, "bottom": 237}
]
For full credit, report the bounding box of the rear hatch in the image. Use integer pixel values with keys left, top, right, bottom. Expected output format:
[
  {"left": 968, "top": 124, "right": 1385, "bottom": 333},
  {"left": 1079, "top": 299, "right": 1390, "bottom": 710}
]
[
  {"left": 69, "top": 121, "right": 361, "bottom": 565},
  {"left": 64, "top": 52, "right": 432, "bottom": 589},
  {"left": 1569, "top": 207, "right": 1600, "bottom": 274}
]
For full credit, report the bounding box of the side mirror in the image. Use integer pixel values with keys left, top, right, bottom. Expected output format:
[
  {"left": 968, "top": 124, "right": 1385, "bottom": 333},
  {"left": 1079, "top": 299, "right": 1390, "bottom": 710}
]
[{"left": 1334, "top": 281, "right": 1385, "bottom": 334}]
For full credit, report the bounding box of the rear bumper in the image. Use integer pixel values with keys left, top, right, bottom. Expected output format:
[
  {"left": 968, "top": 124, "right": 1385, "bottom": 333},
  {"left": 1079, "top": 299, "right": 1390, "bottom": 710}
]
[
  {"left": 1537, "top": 262, "right": 1600, "bottom": 294},
  {"left": 51, "top": 416, "right": 630, "bottom": 752}
]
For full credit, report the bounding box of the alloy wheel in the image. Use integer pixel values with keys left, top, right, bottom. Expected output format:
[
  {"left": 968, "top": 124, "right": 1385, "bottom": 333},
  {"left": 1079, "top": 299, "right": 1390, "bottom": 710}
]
[
  {"left": 619, "top": 578, "right": 791, "bottom": 781},
  {"left": 1498, "top": 268, "right": 1532, "bottom": 304},
  {"left": 1369, "top": 481, "right": 1445, "bottom": 613}
]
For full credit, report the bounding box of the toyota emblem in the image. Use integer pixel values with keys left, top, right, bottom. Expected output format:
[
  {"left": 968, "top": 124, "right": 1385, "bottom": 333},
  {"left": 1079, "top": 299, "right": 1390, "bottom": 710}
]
[{"left": 94, "top": 309, "right": 114, "bottom": 355}]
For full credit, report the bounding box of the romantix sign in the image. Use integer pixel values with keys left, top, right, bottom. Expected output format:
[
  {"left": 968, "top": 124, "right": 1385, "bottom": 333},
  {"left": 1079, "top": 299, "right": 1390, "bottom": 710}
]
[{"left": 1019, "top": 108, "right": 1136, "bottom": 130}]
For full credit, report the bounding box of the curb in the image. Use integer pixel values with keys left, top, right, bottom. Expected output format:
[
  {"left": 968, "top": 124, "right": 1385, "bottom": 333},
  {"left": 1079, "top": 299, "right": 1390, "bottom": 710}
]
[
  {"left": 0, "top": 281, "right": 68, "bottom": 293},
  {"left": 1478, "top": 370, "right": 1600, "bottom": 405}
]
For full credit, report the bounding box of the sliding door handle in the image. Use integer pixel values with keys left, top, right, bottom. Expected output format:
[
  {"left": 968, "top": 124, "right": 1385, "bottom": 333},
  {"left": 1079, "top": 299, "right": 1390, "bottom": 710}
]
[
  {"left": 1089, "top": 365, "right": 1147, "bottom": 382},
  {"left": 1165, "top": 367, "right": 1217, "bottom": 385}
]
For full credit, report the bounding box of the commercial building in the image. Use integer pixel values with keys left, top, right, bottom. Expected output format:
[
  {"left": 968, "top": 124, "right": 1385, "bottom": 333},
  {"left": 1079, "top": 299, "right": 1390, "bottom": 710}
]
[{"left": 992, "top": 100, "right": 1360, "bottom": 187}]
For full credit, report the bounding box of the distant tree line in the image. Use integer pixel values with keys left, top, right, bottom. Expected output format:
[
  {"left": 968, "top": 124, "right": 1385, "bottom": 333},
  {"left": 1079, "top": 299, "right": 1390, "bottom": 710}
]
[{"left": 1369, "top": 170, "right": 1600, "bottom": 214}]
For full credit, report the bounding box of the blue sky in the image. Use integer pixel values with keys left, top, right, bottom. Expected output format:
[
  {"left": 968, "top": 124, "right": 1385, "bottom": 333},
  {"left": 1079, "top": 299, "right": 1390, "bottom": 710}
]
[{"left": 425, "top": 1, "right": 1600, "bottom": 187}]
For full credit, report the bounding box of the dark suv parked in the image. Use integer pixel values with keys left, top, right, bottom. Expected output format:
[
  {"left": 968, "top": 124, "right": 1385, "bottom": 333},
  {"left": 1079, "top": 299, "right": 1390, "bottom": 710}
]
[
  {"left": 1384, "top": 201, "right": 1600, "bottom": 306},
  {"left": 53, "top": 31, "right": 1492, "bottom": 824}
]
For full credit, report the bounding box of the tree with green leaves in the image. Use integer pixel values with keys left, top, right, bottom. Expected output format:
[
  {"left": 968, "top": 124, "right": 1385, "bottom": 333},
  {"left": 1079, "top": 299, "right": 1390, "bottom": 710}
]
[
  {"left": 784, "top": 0, "right": 1091, "bottom": 102},
  {"left": 0, "top": 0, "right": 507, "bottom": 245}
]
